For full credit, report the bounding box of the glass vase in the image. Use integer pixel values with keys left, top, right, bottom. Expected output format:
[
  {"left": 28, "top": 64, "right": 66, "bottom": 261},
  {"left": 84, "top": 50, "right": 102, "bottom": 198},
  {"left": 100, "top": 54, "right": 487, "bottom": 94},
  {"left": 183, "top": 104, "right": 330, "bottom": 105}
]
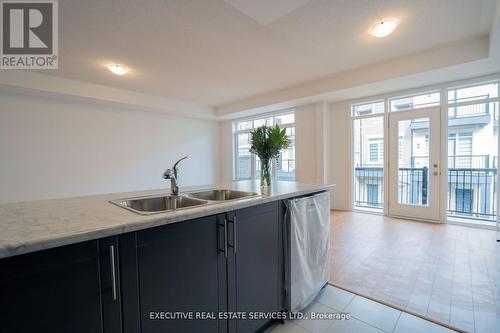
[{"left": 260, "top": 159, "right": 271, "bottom": 187}]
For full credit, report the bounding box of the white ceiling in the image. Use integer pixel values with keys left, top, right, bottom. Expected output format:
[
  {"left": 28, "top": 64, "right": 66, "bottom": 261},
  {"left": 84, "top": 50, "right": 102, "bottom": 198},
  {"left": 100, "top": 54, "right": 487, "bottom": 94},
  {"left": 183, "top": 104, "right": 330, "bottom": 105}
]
[{"left": 36, "top": 0, "right": 498, "bottom": 108}]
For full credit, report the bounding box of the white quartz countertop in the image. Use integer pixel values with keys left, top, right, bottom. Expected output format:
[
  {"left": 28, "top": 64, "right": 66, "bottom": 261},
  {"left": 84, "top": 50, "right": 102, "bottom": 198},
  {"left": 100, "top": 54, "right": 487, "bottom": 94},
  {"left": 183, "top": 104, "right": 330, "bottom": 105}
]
[{"left": 0, "top": 181, "right": 334, "bottom": 259}]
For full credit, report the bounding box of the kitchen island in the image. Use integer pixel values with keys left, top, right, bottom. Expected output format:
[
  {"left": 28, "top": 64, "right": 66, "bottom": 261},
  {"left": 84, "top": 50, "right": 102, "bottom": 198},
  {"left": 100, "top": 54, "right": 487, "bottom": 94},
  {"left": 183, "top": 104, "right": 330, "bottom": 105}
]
[{"left": 0, "top": 181, "right": 333, "bottom": 333}]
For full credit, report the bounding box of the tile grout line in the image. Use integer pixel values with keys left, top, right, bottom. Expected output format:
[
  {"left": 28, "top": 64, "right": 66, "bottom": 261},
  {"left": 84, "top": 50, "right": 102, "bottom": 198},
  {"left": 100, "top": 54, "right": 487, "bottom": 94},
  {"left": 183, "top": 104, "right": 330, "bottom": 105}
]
[
  {"left": 391, "top": 311, "right": 403, "bottom": 333},
  {"left": 467, "top": 229, "right": 476, "bottom": 333},
  {"left": 322, "top": 292, "right": 395, "bottom": 333},
  {"left": 298, "top": 287, "right": 387, "bottom": 333},
  {"left": 346, "top": 295, "right": 396, "bottom": 333},
  {"left": 328, "top": 282, "right": 466, "bottom": 333},
  {"left": 449, "top": 237, "right": 456, "bottom": 329}
]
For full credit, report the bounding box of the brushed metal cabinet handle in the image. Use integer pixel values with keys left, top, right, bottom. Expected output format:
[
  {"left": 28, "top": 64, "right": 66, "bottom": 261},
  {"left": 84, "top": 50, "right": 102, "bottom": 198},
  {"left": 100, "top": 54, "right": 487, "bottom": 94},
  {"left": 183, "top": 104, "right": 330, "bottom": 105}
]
[
  {"left": 224, "top": 219, "right": 228, "bottom": 258},
  {"left": 233, "top": 216, "right": 237, "bottom": 254},
  {"left": 109, "top": 245, "right": 117, "bottom": 301}
]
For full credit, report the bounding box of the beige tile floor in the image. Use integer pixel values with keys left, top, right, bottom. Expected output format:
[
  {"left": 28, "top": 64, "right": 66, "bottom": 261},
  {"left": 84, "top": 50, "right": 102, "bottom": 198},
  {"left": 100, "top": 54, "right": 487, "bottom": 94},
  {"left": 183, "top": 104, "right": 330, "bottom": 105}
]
[
  {"left": 329, "top": 211, "right": 500, "bottom": 333},
  {"left": 266, "top": 284, "right": 456, "bottom": 333}
]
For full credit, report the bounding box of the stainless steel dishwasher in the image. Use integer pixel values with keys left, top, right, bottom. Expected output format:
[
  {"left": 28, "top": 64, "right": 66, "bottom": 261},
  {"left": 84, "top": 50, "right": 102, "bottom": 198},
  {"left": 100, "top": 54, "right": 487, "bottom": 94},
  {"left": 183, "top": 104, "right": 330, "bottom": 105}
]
[{"left": 284, "top": 191, "right": 331, "bottom": 312}]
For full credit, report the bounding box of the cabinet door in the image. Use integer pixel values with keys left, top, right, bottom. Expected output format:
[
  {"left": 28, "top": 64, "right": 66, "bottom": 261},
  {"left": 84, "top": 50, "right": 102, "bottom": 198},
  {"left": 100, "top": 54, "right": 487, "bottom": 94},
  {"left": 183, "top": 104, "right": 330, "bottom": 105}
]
[
  {"left": 227, "top": 202, "right": 283, "bottom": 333},
  {"left": 99, "top": 236, "right": 123, "bottom": 333},
  {"left": 0, "top": 241, "right": 104, "bottom": 333},
  {"left": 136, "top": 215, "right": 226, "bottom": 333}
]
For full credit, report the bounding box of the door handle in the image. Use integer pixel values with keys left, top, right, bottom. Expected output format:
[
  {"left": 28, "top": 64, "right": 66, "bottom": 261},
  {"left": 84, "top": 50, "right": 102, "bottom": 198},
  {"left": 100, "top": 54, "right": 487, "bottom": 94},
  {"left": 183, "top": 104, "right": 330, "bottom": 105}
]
[{"left": 109, "top": 245, "right": 117, "bottom": 301}]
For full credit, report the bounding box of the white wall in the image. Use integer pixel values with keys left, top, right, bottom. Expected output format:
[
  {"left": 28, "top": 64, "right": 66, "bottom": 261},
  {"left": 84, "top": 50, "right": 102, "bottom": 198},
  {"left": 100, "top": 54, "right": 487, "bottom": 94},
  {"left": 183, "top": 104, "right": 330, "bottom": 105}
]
[
  {"left": 294, "top": 104, "right": 318, "bottom": 183},
  {"left": 219, "top": 120, "right": 234, "bottom": 183},
  {"left": 0, "top": 91, "right": 219, "bottom": 204},
  {"left": 328, "top": 101, "right": 351, "bottom": 211}
]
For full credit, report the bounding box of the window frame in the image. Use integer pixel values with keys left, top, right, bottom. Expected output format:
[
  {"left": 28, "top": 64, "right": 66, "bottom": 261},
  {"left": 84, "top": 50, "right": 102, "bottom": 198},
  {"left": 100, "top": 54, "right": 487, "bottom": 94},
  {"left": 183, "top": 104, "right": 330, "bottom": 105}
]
[
  {"left": 367, "top": 136, "right": 383, "bottom": 163},
  {"left": 351, "top": 101, "right": 386, "bottom": 212},
  {"left": 347, "top": 75, "right": 499, "bottom": 225},
  {"left": 233, "top": 110, "right": 295, "bottom": 181},
  {"left": 389, "top": 91, "right": 441, "bottom": 112}
]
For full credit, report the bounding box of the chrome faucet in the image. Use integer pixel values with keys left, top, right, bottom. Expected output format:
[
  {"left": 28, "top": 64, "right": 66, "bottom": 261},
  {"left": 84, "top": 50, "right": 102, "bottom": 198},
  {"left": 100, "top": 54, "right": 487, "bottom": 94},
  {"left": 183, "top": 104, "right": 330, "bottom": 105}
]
[{"left": 162, "top": 156, "right": 188, "bottom": 196}]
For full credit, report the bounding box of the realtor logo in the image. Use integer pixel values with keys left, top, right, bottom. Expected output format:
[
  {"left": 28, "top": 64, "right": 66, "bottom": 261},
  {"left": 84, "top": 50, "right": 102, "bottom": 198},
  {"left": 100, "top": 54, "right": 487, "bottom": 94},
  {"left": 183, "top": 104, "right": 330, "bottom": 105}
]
[{"left": 1, "top": 0, "right": 58, "bottom": 69}]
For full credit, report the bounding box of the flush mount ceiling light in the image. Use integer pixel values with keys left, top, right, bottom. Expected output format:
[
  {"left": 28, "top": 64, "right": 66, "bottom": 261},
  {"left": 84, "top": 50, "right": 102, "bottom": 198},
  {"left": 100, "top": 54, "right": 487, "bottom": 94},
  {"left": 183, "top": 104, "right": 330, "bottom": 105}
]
[
  {"left": 369, "top": 19, "right": 399, "bottom": 38},
  {"left": 108, "top": 64, "right": 129, "bottom": 75}
]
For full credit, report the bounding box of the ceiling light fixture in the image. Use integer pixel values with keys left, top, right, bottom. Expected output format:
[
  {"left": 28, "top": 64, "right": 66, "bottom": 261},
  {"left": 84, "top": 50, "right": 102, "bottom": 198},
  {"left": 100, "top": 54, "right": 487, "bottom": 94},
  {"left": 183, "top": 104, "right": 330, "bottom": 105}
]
[
  {"left": 108, "top": 64, "right": 129, "bottom": 75},
  {"left": 369, "top": 19, "right": 398, "bottom": 38}
]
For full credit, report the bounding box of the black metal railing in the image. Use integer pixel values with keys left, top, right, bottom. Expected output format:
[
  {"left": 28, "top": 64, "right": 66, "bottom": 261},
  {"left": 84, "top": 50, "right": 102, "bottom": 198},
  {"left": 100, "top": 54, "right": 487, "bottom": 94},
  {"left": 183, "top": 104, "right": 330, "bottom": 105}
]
[
  {"left": 354, "top": 167, "right": 384, "bottom": 208},
  {"left": 447, "top": 168, "right": 497, "bottom": 220},
  {"left": 355, "top": 163, "right": 498, "bottom": 222},
  {"left": 398, "top": 167, "right": 428, "bottom": 206},
  {"left": 353, "top": 166, "right": 429, "bottom": 208}
]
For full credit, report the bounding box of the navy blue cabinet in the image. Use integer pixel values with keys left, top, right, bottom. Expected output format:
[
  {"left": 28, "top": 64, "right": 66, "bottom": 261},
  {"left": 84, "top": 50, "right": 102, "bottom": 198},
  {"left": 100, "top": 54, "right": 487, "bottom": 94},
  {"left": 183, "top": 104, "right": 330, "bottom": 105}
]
[
  {"left": 0, "top": 200, "right": 288, "bottom": 333},
  {"left": 126, "top": 214, "right": 226, "bottom": 333},
  {"left": 227, "top": 202, "right": 283, "bottom": 333},
  {"left": 0, "top": 240, "right": 104, "bottom": 333},
  {"left": 0, "top": 237, "right": 123, "bottom": 333},
  {"left": 121, "top": 203, "right": 284, "bottom": 333}
]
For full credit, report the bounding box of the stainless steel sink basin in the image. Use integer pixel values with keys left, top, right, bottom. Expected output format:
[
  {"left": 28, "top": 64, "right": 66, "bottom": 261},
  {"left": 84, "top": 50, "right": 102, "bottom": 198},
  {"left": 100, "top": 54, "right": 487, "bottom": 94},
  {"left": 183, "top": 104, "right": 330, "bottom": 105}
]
[
  {"left": 111, "top": 195, "right": 207, "bottom": 215},
  {"left": 187, "top": 189, "right": 258, "bottom": 201}
]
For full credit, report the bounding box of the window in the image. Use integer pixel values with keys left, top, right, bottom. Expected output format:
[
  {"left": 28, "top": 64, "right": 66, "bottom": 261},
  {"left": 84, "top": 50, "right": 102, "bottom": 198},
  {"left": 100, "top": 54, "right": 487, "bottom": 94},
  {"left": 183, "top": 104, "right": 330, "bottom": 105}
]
[
  {"left": 352, "top": 101, "right": 384, "bottom": 117},
  {"left": 367, "top": 184, "right": 379, "bottom": 206},
  {"left": 368, "top": 137, "right": 383, "bottom": 162},
  {"left": 448, "top": 82, "right": 499, "bottom": 119},
  {"left": 448, "top": 82, "right": 498, "bottom": 104},
  {"left": 448, "top": 134, "right": 456, "bottom": 156},
  {"left": 456, "top": 132, "right": 472, "bottom": 156},
  {"left": 352, "top": 106, "right": 384, "bottom": 210},
  {"left": 424, "top": 135, "right": 429, "bottom": 156},
  {"left": 390, "top": 92, "right": 440, "bottom": 111},
  {"left": 234, "top": 112, "right": 295, "bottom": 181},
  {"left": 448, "top": 132, "right": 474, "bottom": 168},
  {"left": 276, "top": 127, "right": 295, "bottom": 180},
  {"left": 455, "top": 188, "right": 473, "bottom": 214},
  {"left": 348, "top": 79, "right": 499, "bottom": 225},
  {"left": 235, "top": 133, "right": 252, "bottom": 179},
  {"left": 369, "top": 143, "right": 378, "bottom": 162},
  {"left": 447, "top": 81, "right": 498, "bottom": 223}
]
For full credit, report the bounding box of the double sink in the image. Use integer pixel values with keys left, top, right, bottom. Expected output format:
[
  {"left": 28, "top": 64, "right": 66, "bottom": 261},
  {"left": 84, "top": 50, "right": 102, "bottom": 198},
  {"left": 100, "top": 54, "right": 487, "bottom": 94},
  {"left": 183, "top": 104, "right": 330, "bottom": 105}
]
[{"left": 111, "top": 189, "right": 259, "bottom": 215}]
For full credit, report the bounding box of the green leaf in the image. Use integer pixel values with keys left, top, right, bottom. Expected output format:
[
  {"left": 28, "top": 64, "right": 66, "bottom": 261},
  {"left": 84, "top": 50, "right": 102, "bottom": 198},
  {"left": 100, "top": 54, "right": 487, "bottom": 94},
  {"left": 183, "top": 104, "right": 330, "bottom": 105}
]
[{"left": 249, "top": 124, "right": 291, "bottom": 160}]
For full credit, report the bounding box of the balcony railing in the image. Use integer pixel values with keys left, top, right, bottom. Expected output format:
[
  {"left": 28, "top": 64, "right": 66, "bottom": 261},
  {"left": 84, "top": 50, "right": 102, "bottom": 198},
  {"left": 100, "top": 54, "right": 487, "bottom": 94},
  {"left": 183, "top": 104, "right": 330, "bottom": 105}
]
[
  {"left": 354, "top": 167, "right": 384, "bottom": 208},
  {"left": 398, "top": 167, "right": 428, "bottom": 206},
  {"left": 447, "top": 168, "right": 497, "bottom": 220},
  {"left": 354, "top": 161, "right": 498, "bottom": 222},
  {"left": 448, "top": 99, "right": 491, "bottom": 119}
]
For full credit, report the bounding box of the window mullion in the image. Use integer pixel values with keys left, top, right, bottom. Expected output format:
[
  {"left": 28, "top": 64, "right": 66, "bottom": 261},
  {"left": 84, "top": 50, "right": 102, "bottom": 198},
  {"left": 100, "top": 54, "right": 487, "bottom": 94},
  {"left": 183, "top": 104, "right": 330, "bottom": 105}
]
[{"left": 234, "top": 112, "right": 295, "bottom": 181}]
